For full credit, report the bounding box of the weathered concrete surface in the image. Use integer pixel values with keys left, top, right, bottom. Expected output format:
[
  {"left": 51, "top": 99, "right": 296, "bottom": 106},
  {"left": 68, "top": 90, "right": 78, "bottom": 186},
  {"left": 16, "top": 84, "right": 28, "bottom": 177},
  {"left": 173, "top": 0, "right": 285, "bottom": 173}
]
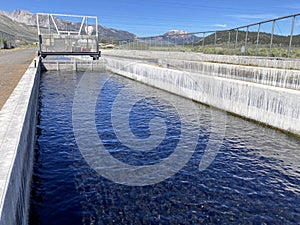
[
  {"left": 105, "top": 54, "right": 300, "bottom": 136},
  {"left": 0, "top": 57, "right": 40, "bottom": 225},
  {"left": 0, "top": 47, "right": 37, "bottom": 109},
  {"left": 103, "top": 50, "right": 300, "bottom": 91},
  {"left": 103, "top": 49, "right": 300, "bottom": 70},
  {"left": 42, "top": 58, "right": 106, "bottom": 71}
]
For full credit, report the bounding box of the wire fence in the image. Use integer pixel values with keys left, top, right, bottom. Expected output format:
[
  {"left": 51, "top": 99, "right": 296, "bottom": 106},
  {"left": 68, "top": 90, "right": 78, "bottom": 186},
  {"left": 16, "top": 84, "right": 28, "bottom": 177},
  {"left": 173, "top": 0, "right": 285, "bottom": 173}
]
[
  {"left": 115, "top": 13, "right": 300, "bottom": 58},
  {"left": 0, "top": 30, "right": 15, "bottom": 49}
]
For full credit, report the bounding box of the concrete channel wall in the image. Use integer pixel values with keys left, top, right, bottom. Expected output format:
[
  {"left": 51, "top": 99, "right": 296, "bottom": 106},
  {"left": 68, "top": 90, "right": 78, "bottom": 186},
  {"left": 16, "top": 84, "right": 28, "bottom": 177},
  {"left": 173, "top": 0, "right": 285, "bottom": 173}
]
[
  {"left": 41, "top": 58, "right": 106, "bottom": 71},
  {"left": 104, "top": 52, "right": 300, "bottom": 136},
  {"left": 0, "top": 57, "right": 40, "bottom": 225},
  {"left": 104, "top": 49, "right": 300, "bottom": 70}
]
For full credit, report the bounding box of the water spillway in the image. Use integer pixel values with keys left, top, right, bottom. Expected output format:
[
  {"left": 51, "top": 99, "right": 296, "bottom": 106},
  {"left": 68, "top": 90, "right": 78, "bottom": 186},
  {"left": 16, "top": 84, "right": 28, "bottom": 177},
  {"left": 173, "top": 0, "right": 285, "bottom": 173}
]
[
  {"left": 104, "top": 50, "right": 300, "bottom": 135},
  {"left": 105, "top": 49, "right": 300, "bottom": 70}
]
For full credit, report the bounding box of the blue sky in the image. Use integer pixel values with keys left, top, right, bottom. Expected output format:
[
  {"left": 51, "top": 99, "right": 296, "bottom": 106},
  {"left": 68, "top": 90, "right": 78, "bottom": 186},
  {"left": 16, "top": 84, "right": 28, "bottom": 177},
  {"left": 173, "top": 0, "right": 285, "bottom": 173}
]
[{"left": 1, "top": 0, "right": 300, "bottom": 36}]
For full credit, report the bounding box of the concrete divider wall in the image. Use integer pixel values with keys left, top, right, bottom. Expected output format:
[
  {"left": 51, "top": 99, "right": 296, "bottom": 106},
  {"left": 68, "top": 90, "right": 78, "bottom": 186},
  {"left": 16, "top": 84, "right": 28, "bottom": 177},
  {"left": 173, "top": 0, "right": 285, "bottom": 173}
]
[
  {"left": 42, "top": 59, "right": 106, "bottom": 71},
  {"left": 105, "top": 57, "right": 300, "bottom": 135},
  {"left": 0, "top": 57, "right": 41, "bottom": 225},
  {"left": 104, "top": 50, "right": 300, "bottom": 70},
  {"left": 157, "top": 58, "right": 300, "bottom": 91},
  {"left": 103, "top": 50, "right": 300, "bottom": 91}
]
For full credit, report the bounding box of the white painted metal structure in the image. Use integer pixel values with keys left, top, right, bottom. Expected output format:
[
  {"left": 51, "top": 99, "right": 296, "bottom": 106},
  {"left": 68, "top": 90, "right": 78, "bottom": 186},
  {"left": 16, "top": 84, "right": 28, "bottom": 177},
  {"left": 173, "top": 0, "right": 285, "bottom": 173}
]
[{"left": 36, "top": 13, "right": 100, "bottom": 59}]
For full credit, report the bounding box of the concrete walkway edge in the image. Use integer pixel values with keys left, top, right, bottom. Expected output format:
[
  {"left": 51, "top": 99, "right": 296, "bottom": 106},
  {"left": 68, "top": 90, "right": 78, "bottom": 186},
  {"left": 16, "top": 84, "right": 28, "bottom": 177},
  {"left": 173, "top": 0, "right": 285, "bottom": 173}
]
[{"left": 0, "top": 57, "right": 40, "bottom": 225}]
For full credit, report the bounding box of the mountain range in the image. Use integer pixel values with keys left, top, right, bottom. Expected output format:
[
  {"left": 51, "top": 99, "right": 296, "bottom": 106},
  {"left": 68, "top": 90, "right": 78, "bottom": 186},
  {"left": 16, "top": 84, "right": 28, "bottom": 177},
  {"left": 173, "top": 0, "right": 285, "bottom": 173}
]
[
  {"left": 0, "top": 9, "right": 200, "bottom": 45},
  {"left": 3, "top": 9, "right": 294, "bottom": 47},
  {"left": 138, "top": 30, "right": 201, "bottom": 45},
  {"left": 0, "top": 9, "right": 137, "bottom": 43}
]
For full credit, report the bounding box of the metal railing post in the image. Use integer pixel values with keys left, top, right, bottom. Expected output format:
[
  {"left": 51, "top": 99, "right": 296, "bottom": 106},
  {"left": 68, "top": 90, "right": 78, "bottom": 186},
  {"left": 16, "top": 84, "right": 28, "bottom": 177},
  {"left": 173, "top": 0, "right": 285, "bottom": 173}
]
[
  {"left": 245, "top": 26, "right": 249, "bottom": 55},
  {"left": 214, "top": 32, "right": 217, "bottom": 53},
  {"left": 202, "top": 32, "right": 205, "bottom": 50},
  {"left": 269, "top": 20, "right": 275, "bottom": 56},
  {"left": 192, "top": 35, "right": 194, "bottom": 51},
  {"left": 256, "top": 23, "right": 261, "bottom": 56},
  {"left": 227, "top": 31, "right": 231, "bottom": 51},
  {"left": 288, "top": 16, "right": 295, "bottom": 58},
  {"left": 235, "top": 29, "right": 239, "bottom": 50}
]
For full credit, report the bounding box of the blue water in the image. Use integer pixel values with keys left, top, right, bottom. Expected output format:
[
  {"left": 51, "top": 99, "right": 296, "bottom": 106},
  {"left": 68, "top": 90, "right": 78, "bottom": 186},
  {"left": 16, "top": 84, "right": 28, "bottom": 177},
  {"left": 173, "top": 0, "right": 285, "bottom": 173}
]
[{"left": 29, "top": 70, "right": 300, "bottom": 225}]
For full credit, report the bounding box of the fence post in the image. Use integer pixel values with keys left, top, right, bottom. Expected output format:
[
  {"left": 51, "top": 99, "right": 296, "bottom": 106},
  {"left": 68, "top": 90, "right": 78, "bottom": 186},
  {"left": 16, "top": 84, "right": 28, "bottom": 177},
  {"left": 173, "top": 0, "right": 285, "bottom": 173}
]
[
  {"left": 256, "top": 23, "right": 261, "bottom": 56},
  {"left": 192, "top": 35, "right": 194, "bottom": 51},
  {"left": 202, "top": 32, "right": 205, "bottom": 50},
  {"left": 288, "top": 16, "right": 295, "bottom": 58},
  {"left": 235, "top": 29, "right": 239, "bottom": 50},
  {"left": 227, "top": 31, "right": 231, "bottom": 52},
  {"left": 245, "top": 26, "right": 249, "bottom": 55},
  {"left": 214, "top": 32, "right": 217, "bottom": 53},
  {"left": 269, "top": 20, "right": 275, "bottom": 57}
]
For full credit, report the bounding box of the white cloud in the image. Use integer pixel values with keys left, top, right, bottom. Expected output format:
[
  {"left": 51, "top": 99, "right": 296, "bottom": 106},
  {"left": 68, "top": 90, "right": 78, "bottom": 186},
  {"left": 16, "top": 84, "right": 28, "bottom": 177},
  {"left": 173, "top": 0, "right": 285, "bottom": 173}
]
[
  {"left": 228, "top": 14, "right": 276, "bottom": 20},
  {"left": 214, "top": 24, "right": 227, "bottom": 28}
]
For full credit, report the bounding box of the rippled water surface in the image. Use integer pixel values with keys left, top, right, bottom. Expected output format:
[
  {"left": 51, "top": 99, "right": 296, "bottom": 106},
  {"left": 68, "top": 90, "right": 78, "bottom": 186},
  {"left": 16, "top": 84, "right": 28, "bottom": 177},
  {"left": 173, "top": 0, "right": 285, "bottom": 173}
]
[{"left": 29, "top": 70, "right": 300, "bottom": 225}]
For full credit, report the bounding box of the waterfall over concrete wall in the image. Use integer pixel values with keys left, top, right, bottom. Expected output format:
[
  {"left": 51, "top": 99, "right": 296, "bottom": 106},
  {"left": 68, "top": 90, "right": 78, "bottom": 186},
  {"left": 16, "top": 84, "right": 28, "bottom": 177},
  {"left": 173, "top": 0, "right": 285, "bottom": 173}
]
[
  {"left": 157, "top": 58, "right": 300, "bottom": 90},
  {"left": 105, "top": 50, "right": 300, "bottom": 70},
  {"left": 104, "top": 53, "right": 300, "bottom": 135}
]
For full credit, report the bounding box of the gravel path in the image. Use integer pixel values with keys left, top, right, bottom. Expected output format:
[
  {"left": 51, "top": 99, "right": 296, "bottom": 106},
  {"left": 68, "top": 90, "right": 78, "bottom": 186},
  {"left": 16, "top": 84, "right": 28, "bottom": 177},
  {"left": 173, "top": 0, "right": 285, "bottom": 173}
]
[{"left": 0, "top": 47, "right": 37, "bottom": 109}]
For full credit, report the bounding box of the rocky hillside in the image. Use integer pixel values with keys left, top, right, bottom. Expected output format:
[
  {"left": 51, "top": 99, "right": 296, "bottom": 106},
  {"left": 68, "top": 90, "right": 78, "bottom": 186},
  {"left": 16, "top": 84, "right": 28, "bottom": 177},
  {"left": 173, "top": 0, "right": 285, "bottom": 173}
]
[
  {"left": 196, "top": 30, "right": 300, "bottom": 47},
  {"left": 0, "top": 13, "right": 37, "bottom": 42},
  {"left": 163, "top": 30, "right": 200, "bottom": 44},
  {"left": 0, "top": 10, "right": 37, "bottom": 26},
  {"left": 0, "top": 9, "right": 137, "bottom": 43},
  {"left": 98, "top": 26, "right": 137, "bottom": 42},
  {"left": 138, "top": 30, "right": 201, "bottom": 45}
]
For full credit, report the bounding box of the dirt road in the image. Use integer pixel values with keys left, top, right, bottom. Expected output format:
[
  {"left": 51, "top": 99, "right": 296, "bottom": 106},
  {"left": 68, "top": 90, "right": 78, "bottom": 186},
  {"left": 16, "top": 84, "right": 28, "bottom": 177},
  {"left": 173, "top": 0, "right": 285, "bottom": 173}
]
[{"left": 0, "top": 47, "right": 37, "bottom": 109}]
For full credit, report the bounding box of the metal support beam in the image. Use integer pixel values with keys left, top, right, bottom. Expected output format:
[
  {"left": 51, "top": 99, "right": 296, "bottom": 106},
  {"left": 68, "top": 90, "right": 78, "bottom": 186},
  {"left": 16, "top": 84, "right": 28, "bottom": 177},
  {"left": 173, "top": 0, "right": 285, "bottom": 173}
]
[
  {"left": 78, "top": 17, "right": 85, "bottom": 35},
  {"left": 269, "top": 20, "right": 275, "bottom": 56},
  {"left": 227, "top": 31, "right": 231, "bottom": 50},
  {"left": 256, "top": 23, "right": 261, "bottom": 56},
  {"left": 50, "top": 15, "right": 60, "bottom": 34},
  {"left": 244, "top": 26, "right": 249, "bottom": 54},
  {"left": 214, "top": 32, "right": 217, "bottom": 53},
  {"left": 288, "top": 16, "right": 295, "bottom": 58},
  {"left": 235, "top": 29, "right": 239, "bottom": 49}
]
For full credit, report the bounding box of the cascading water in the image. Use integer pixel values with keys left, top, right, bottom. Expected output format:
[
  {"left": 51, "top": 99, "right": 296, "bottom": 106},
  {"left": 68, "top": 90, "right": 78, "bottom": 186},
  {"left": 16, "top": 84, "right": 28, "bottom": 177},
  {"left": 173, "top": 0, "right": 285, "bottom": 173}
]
[
  {"left": 159, "top": 58, "right": 300, "bottom": 90},
  {"left": 105, "top": 57, "right": 300, "bottom": 135},
  {"left": 104, "top": 51, "right": 300, "bottom": 90}
]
